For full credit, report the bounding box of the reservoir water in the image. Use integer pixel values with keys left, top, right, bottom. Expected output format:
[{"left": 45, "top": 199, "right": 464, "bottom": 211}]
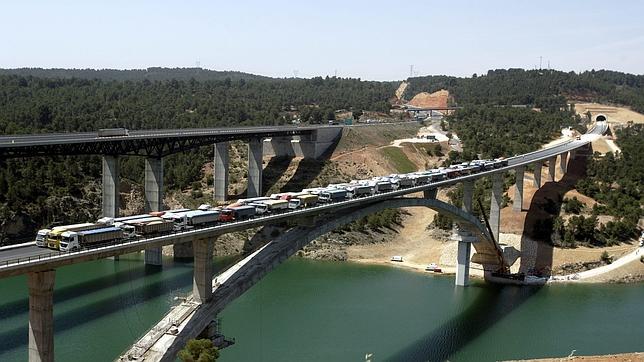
[{"left": 0, "top": 254, "right": 642, "bottom": 361}]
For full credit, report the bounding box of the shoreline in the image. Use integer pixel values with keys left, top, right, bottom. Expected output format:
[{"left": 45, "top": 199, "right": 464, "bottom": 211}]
[{"left": 342, "top": 244, "right": 644, "bottom": 285}]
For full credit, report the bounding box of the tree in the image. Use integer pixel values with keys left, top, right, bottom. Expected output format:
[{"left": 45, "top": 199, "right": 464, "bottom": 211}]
[
  {"left": 352, "top": 109, "right": 363, "bottom": 120},
  {"left": 178, "top": 339, "right": 219, "bottom": 362}
]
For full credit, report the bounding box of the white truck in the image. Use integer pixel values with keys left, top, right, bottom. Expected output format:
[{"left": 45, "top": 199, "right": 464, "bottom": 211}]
[
  {"left": 288, "top": 194, "right": 319, "bottom": 209},
  {"left": 59, "top": 227, "right": 124, "bottom": 252},
  {"left": 251, "top": 199, "right": 289, "bottom": 215},
  {"left": 166, "top": 210, "right": 220, "bottom": 231}
]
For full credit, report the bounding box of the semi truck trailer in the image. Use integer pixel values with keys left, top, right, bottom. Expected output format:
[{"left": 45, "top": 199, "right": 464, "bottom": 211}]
[
  {"left": 45, "top": 223, "right": 105, "bottom": 250},
  {"left": 288, "top": 194, "right": 319, "bottom": 209},
  {"left": 59, "top": 227, "right": 124, "bottom": 252},
  {"left": 125, "top": 217, "right": 174, "bottom": 235}
]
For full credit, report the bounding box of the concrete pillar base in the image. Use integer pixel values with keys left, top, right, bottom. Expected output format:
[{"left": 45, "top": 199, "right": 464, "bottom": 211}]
[
  {"left": 455, "top": 240, "right": 471, "bottom": 287},
  {"left": 193, "top": 238, "right": 215, "bottom": 303},
  {"left": 173, "top": 242, "right": 194, "bottom": 260},
  {"left": 490, "top": 173, "right": 502, "bottom": 243},
  {"left": 144, "top": 247, "right": 162, "bottom": 266},
  {"left": 513, "top": 166, "right": 524, "bottom": 212},
  {"left": 28, "top": 270, "right": 55, "bottom": 362},
  {"left": 214, "top": 142, "right": 229, "bottom": 202},
  {"left": 102, "top": 155, "right": 120, "bottom": 218}
]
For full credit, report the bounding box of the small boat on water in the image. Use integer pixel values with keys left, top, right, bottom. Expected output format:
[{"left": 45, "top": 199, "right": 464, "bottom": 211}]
[
  {"left": 425, "top": 263, "right": 442, "bottom": 272},
  {"left": 391, "top": 256, "right": 403, "bottom": 262}
]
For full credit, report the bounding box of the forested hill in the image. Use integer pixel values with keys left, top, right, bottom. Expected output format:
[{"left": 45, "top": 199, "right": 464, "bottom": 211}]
[
  {"left": 406, "top": 69, "right": 644, "bottom": 113},
  {"left": 0, "top": 67, "right": 267, "bottom": 82},
  {"left": 0, "top": 75, "right": 396, "bottom": 134}
]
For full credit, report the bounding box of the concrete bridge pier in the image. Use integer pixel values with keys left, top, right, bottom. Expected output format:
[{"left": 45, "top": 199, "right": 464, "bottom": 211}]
[
  {"left": 533, "top": 161, "right": 542, "bottom": 188},
  {"left": 102, "top": 155, "right": 120, "bottom": 218},
  {"left": 193, "top": 238, "right": 215, "bottom": 304},
  {"left": 560, "top": 151, "right": 568, "bottom": 174},
  {"left": 513, "top": 166, "right": 524, "bottom": 211},
  {"left": 28, "top": 270, "right": 55, "bottom": 362},
  {"left": 489, "top": 173, "right": 503, "bottom": 243},
  {"left": 265, "top": 137, "right": 295, "bottom": 157},
  {"left": 144, "top": 157, "right": 163, "bottom": 266},
  {"left": 548, "top": 156, "right": 557, "bottom": 182},
  {"left": 455, "top": 233, "right": 472, "bottom": 287},
  {"left": 213, "top": 142, "right": 229, "bottom": 202},
  {"left": 455, "top": 180, "right": 474, "bottom": 286},
  {"left": 423, "top": 188, "right": 437, "bottom": 199},
  {"left": 247, "top": 138, "right": 263, "bottom": 198}
]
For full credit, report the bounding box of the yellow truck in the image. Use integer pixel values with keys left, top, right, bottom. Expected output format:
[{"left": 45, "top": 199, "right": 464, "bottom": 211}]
[{"left": 46, "top": 223, "right": 103, "bottom": 250}]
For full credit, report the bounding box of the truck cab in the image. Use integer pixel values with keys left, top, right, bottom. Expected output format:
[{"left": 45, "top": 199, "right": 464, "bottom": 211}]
[
  {"left": 35, "top": 229, "right": 51, "bottom": 247},
  {"left": 59, "top": 231, "right": 81, "bottom": 252}
]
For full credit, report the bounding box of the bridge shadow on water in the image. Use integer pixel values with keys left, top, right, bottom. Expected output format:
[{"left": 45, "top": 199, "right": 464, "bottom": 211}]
[
  {"left": 389, "top": 283, "right": 541, "bottom": 361},
  {"left": 391, "top": 148, "right": 591, "bottom": 361},
  {"left": 0, "top": 268, "right": 193, "bottom": 356},
  {"left": 0, "top": 263, "right": 163, "bottom": 322}
]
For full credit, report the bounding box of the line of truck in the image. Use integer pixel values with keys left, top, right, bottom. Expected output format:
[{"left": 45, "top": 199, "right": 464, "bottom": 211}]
[{"left": 35, "top": 158, "right": 508, "bottom": 252}]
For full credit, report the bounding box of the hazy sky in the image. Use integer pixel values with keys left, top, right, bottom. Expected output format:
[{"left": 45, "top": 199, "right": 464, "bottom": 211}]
[{"left": 1, "top": 0, "right": 643, "bottom": 80}]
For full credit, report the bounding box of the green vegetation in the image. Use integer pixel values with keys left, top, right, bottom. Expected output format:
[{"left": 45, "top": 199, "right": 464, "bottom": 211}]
[
  {"left": 407, "top": 69, "right": 644, "bottom": 113},
  {"left": 380, "top": 147, "right": 417, "bottom": 173},
  {"left": 0, "top": 72, "right": 396, "bottom": 244},
  {"left": 563, "top": 197, "right": 584, "bottom": 214},
  {"left": 341, "top": 209, "right": 405, "bottom": 233},
  {"left": 446, "top": 106, "right": 581, "bottom": 158},
  {"left": 178, "top": 339, "right": 219, "bottom": 362}
]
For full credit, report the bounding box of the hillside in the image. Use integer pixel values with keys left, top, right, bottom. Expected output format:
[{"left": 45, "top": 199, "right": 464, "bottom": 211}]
[
  {"left": 406, "top": 69, "right": 644, "bottom": 113},
  {"left": 0, "top": 67, "right": 266, "bottom": 81}
]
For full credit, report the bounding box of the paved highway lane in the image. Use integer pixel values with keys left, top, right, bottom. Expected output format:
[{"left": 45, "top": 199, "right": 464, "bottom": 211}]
[{"left": 0, "top": 125, "right": 331, "bottom": 147}]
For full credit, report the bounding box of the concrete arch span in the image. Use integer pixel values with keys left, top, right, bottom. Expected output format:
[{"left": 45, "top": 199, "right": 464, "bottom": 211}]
[
  {"left": 129, "top": 197, "right": 510, "bottom": 361},
  {"left": 292, "top": 197, "right": 508, "bottom": 273}
]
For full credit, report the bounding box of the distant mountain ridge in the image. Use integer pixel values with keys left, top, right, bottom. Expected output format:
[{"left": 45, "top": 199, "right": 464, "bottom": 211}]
[{"left": 0, "top": 67, "right": 268, "bottom": 81}]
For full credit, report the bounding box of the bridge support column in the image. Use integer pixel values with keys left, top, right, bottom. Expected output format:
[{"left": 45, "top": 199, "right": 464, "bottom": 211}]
[
  {"left": 193, "top": 238, "right": 214, "bottom": 304},
  {"left": 28, "top": 270, "right": 55, "bottom": 362},
  {"left": 213, "top": 142, "right": 229, "bottom": 202},
  {"left": 143, "top": 157, "right": 164, "bottom": 266},
  {"left": 455, "top": 238, "right": 471, "bottom": 287},
  {"left": 462, "top": 180, "right": 473, "bottom": 212},
  {"left": 489, "top": 173, "right": 503, "bottom": 243},
  {"left": 423, "top": 188, "right": 437, "bottom": 199},
  {"left": 533, "top": 161, "right": 542, "bottom": 188},
  {"left": 513, "top": 166, "right": 524, "bottom": 212},
  {"left": 548, "top": 156, "right": 556, "bottom": 182},
  {"left": 102, "top": 155, "right": 120, "bottom": 218},
  {"left": 560, "top": 152, "right": 568, "bottom": 174},
  {"left": 454, "top": 180, "right": 474, "bottom": 287},
  {"left": 247, "top": 138, "right": 263, "bottom": 198}
]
